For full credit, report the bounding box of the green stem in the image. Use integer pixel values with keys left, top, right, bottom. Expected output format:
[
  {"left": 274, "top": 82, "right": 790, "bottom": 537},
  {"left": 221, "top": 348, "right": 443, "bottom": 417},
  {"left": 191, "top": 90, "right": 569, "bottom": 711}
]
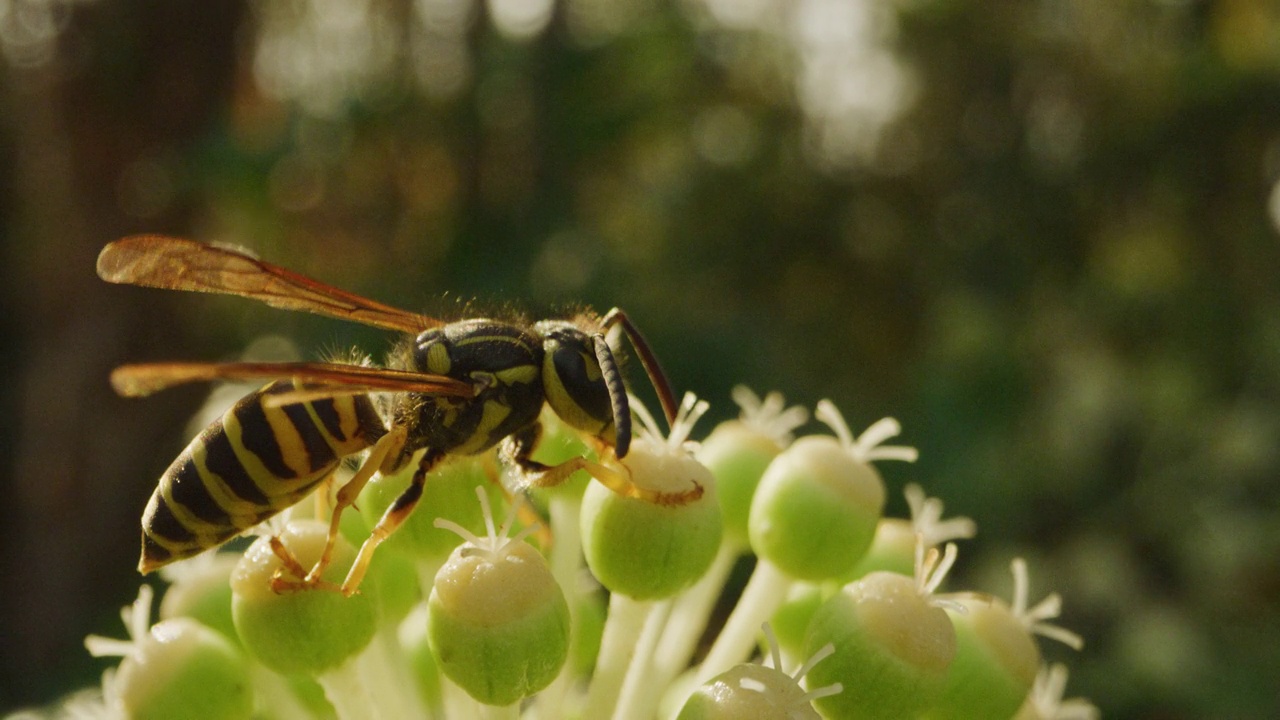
[
  {"left": 527, "top": 495, "right": 585, "bottom": 720},
  {"left": 582, "top": 593, "right": 653, "bottom": 720},
  {"left": 357, "top": 627, "right": 429, "bottom": 720},
  {"left": 693, "top": 558, "right": 793, "bottom": 686},
  {"left": 613, "top": 599, "right": 674, "bottom": 720},
  {"left": 318, "top": 656, "right": 384, "bottom": 720},
  {"left": 652, "top": 541, "right": 742, "bottom": 684},
  {"left": 248, "top": 662, "right": 315, "bottom": 720},
  {"left": 482, "top": 702, "right": 520, "bottom": 720}
]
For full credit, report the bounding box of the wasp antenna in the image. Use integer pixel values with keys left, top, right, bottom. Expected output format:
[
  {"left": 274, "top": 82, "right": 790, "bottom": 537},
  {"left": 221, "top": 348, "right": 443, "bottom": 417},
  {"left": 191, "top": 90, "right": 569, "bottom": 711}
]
[
  {"left": 600, "top": 308, "right": 678, "bottom": 426},
  {"left": 592, "top": 335, "right": 632, "bottom": 458}
]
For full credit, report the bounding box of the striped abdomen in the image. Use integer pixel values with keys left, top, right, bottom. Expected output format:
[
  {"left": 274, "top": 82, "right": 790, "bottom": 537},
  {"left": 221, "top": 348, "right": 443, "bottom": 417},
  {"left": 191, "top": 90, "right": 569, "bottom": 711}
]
[{"left": 139, "top": 381, "right": 387, "bottom": 573}]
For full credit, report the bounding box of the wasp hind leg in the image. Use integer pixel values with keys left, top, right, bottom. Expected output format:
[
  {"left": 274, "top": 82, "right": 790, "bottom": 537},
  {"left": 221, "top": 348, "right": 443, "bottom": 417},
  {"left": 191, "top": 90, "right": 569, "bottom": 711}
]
[
  {"left": 300, "top": 426, "right": 408, "bottom": 588},
  {"left": 338, "top": 446, "right": 446, "bottom": 597}
]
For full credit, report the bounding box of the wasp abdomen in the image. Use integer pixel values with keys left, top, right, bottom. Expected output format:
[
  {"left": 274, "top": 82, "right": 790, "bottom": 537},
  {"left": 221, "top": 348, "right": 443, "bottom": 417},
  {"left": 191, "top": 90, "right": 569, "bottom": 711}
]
[{"left": 139, "top": 381, "right": 386, "bottom": 573}]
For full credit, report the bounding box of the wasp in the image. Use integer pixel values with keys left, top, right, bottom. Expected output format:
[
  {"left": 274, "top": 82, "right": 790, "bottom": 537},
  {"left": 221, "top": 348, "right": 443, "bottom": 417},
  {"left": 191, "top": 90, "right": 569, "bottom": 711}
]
[{"left": 98, "top": 235, "right": 693, "bottom": 595}]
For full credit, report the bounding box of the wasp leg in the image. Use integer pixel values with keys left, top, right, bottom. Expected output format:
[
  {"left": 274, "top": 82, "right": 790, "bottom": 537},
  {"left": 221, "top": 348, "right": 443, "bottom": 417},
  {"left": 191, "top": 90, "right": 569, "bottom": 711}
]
[
  {"left": 339, "top": 447, "right": 446, "bottom": 597},
  {"left": 304, "top": 426, "right": 408, "bottom": 587},
  {"left": 268, "top": 536, "right": 341, "bottom": 593},
  {"left": 503, "top": 424, "right": 703, "bottom": 506}
]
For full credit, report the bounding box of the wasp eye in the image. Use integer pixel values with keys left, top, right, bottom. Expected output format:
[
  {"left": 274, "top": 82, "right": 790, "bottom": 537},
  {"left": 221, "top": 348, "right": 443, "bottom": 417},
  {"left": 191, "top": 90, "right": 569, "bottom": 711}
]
[{"left": 542, "top": 330, "right": 613, "bottom": 440}]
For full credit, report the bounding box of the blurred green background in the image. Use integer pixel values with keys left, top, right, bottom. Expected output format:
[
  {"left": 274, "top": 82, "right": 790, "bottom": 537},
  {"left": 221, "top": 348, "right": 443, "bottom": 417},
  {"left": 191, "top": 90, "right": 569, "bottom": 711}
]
[{"left": 2, "top": 0, "right": 1279, "bottom": 717}]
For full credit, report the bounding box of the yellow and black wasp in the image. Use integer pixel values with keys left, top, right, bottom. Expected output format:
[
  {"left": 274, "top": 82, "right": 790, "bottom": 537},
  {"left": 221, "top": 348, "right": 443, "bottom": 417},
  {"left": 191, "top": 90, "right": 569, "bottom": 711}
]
[{"left": 98, "top": 235, "right": 690, "bottom": 595}]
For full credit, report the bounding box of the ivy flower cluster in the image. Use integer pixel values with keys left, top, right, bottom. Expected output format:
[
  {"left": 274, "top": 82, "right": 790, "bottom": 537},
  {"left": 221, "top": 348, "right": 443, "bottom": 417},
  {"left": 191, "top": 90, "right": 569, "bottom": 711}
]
[{"left": 30, "top": 387, "right": 1096, "bottom": 719}]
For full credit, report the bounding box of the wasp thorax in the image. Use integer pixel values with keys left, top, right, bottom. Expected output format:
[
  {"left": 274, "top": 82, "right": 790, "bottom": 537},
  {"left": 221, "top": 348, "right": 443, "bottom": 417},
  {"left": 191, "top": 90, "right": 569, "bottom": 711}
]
[
  {"left": 398, "top": 319, "right": 546, "bottom": 458},
  {"left": 536, "top": 320, "right": 615, "bottom": 442}
]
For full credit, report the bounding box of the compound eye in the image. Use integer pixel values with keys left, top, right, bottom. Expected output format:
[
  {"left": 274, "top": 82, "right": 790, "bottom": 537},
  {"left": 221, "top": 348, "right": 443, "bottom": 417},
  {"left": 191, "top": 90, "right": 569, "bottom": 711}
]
[{"left": 543, "top": 332, "right": 613, "bottom": 441}]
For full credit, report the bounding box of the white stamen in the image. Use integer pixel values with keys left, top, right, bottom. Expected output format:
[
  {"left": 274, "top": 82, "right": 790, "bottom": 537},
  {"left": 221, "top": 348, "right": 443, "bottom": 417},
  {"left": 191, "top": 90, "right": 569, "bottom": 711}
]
[
  {"left": 905, "top": 483, "right": 976, "bottom": 547},
  {"left": 815, "top": 399, "right": 856, "bottom": 449},
  {"left": 815, "top": 401, "right": 919, "bottom": 464},
  {"left": 434, "top": 487, "right": 540, "bottom": 562},
  {"left": 632, "top": 391, "right": 709, "bottom": 452},
  {"left": 1010, "top": 559, "right": 1085, "bottom": 651},
  {"left": 1029, "top": 663, "right": 1100, "bottom": 720},
  {"left": 731, "top": 385, "right": 809, "bottom": 446},
  {"left": 762, "top": 622, "right": 784, "bottom": 672},
  {"left": 914, "top": 538, "right": 968, "bottom": 613},
  {"left": 85, "top": 585, "right": 154, "bottom": 660},
  {"left": 793, "top": 642, "right": 835, "bottom": 681}
]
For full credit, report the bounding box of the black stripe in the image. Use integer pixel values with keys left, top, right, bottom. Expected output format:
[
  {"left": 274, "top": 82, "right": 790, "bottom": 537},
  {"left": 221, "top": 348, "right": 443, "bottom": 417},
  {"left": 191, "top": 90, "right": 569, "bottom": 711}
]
[
  {"left": 391, "top": 474, "right": 425, "bottom": 512},
  {"left": 203, "top": 427, "right": 271, "bottom": 505},
  {"left": 353, "top": 395, "right": 388, "bottom": 442},
  {"left": 311, "top": 398, "right": 347, "bottom": 442},
  {"left": 144, "top": 491, "right": 198, "bottom": 544},
  {"left": 141, "top": 533, "right": 175, "bottom": 565},
  {"left": 237, "top": 398, "right": 297, "bottom": 479},
  {"left": 168, "top": 457, "right": 234, "bottom": 527},
  {"left": 283, "top": 402, "right": 338, "bottom": 473}
]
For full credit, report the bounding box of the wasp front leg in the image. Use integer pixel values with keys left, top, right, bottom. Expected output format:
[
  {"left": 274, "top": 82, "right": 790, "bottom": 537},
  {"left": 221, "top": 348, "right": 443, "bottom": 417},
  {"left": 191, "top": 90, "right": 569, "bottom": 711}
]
[{"left": 503, "top": 424, "right": 702, "bottom": 506}]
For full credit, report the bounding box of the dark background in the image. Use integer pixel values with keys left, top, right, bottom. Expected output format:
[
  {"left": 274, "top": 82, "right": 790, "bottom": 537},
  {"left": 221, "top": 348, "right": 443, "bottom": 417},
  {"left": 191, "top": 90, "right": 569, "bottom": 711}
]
[{"left": 3, "top": 0, "right": 1279, "bottom": 717}]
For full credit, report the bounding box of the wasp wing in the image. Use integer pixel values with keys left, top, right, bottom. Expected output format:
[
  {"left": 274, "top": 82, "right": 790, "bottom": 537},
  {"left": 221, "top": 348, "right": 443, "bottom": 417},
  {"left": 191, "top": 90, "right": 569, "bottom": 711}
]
[
  {"left": 110, "top": 361, "right": 474, "bottom": 399},
  {"left": 97, "top": 235, "right": 440, "bottom": 334}
]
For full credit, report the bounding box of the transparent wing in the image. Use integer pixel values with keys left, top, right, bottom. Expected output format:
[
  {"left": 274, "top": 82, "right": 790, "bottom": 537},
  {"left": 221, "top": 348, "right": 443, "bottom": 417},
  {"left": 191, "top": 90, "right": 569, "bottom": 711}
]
[
  {"left": 110, "top": 361, "right": 473, "bottom": 399},
  {"left": 97, "top": 235, "right": 441, "bottom": 333}
]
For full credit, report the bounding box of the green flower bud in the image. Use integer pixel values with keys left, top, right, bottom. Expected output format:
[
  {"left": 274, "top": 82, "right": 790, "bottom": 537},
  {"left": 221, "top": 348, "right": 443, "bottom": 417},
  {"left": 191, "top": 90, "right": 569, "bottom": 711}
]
[
  {"left": 679, "top": 663, "right": 820, "bottom": 720},
  {"left": 750, "top": 402, "right": 914, "bottom": 581},
  {"left": 87, "top": 587, "right": 252, "bottom": 720},
  {"left": 679, "top": 624, "right": 839, "bottom": 720},
  {"left": 768, "top": 581, "right": 830, "bottom": 660},
  {"left": 697, "top": 387, "right": 807, "bottom": 548},
  {"left": 805, "top": 545, "right": 962, "bottom": 720},
  {"left": 695, "top": 420, "right": 771, "bottom": 545},
  {"left": 847, "top": 485, "right": 975, "bottom": 581},
  {"left": 157, "top": 554, "right": 240, "bottom": 644},
  {"left": 846, "top": 518, "right": 916, "bottom": 579},
  {"left": 427, "top": 493, "right": 570, "bottom": 706},
  {"left": 113, "top": 617, "right": 253, "bottom": 720},
  {"left": 231, "top": 520, "right": 379, "bottom": 675},
  {"left": 581, "top": 396, "right": 721, "bottom": 599},
  {"left": 927, "top": 559, "right": 1084, "bottom": 720},
  {"left": 927, "top": 596, "right": 1040, "bottom": 720}
]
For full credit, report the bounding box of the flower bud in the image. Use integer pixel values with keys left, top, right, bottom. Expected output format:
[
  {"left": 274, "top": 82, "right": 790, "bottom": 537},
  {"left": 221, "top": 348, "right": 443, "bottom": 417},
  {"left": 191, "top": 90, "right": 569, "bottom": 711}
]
[{"left": 231, "top": 520, "right": 379, "bottom": 675}]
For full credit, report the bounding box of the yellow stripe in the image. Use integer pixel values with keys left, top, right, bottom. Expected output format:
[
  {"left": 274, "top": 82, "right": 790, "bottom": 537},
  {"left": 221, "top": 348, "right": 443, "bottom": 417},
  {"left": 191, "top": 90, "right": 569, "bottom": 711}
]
[
  {"left": 262, "top": 402, "right": 313, "bottom": 478},
  {"left": 223, "top": 407, "right": 319, "bottom": 501},
  {"left": 496, "top": 363, "right": 539, "bottom": 385},
  {"left": 157, "top": 472, "right": 231, "bottom": 544},
  {"left": 455, "top": 333, "right": 536, "bottom": 351},
  {"left": 314, "top": 395, "right": 372, "bottom": 457},
  {"left": 190, "top": 442, "right": 269, "bottom": 527},
  {"left": 334, "top": 395, "right": 364, "bottom": 452},
  {"left": 141, "top": 530, "right": 189, "bottom": 556},
  {"left": 426, "top": 343, "right": 451, "bottom": 374},
  {"left": 140, "top": 494, "right": 202, "bottom": 554},
  {"left": 456, "top": 400, "right": 512, "bottom": 454}
]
